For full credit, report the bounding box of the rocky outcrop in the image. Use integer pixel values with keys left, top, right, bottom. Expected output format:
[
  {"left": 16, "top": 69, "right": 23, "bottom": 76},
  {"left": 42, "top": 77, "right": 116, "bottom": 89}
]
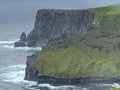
[
  {"left": 15, "top": 9, "right": 95, "bottom": 47},
  {"left": 14, "top": 32, "right": 27, "bottom": 47},
  {"left": 20, "top": 32, "right": 27, "bottom": 42}
]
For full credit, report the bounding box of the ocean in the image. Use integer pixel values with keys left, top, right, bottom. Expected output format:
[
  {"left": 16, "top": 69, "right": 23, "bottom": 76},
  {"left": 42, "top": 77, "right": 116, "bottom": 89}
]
[{"left": 0, "top": 22, "right": 120, "bottom": 90}]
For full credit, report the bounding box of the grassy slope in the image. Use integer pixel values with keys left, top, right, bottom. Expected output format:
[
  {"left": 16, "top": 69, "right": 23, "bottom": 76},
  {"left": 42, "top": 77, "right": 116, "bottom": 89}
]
[
  {"left": 36, "top": 5, "right": 120, "bottom": 78},
  {"left": 111, "top": 88, "right": 120, "bottom": 90}
]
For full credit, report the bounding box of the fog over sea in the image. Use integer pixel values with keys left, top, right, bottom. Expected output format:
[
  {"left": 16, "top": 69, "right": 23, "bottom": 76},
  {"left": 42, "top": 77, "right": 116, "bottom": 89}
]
[{"left": 0, "top": 0, "right": 120, "bottom": 90}]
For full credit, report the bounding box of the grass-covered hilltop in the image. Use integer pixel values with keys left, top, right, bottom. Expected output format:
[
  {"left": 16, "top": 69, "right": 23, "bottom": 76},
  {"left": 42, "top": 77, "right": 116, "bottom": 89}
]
[{"left": 34, "top": 5, "right": 120, "bottom": 79}]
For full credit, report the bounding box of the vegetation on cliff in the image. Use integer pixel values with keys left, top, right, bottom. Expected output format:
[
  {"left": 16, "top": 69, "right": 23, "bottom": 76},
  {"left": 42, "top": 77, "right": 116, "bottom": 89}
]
[
  {"left": 35, "top": 5, "right": 120, "bottom": 78},
  {"left": 111, "top": 88, "right": 120, "bottom": 90}
]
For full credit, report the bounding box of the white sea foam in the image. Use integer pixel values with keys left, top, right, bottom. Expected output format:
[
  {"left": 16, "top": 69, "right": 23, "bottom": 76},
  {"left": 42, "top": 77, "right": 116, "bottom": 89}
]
[
  {"left": 0, "top": 64, "right": 26, "bottom": 83},
  {"left": 24, "top": 83, "right": 89, "bottom": 90},
  {"left": 95, "top": 83, "right": 120, "bottom": 89},
  {"left": 3, "top": 45, "right": 42, "bottom": 51},
  {"left": 0, "top": 39, "right": 19, "bottom": 44},
  {"left": 0, "top": 64, "right": 90, "bottom": 90},
  {"left": 25, "top": 83, "right": 76, "bottom": 90},
  {"left": 112, "top": 83, "right": 120, "bottom": 88}
]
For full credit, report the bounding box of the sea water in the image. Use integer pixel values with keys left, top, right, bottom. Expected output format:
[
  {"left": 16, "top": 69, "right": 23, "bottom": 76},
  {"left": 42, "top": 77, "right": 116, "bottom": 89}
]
[{"left": 0, "top": 23, "right": 120, "bottom": 90}]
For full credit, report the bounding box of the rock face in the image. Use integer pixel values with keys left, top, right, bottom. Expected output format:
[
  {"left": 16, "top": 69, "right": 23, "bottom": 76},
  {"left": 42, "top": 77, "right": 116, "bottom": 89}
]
[
  {"left": 15, "top": 9, "right": 95, "bottom": 47},
  {"left": 25, "top": 52, "right": 40, "bottom": 81},
  {"left": 26, "top": 9, "right": 95, "bottom": 47},
  {"left": 37, "top": 77, "right": 120, "bottom": 85}
]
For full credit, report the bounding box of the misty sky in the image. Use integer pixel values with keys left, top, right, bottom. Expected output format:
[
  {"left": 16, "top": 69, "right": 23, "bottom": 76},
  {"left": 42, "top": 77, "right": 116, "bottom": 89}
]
[{"left": 0, "top": 0, "right": 119, "bottom": 24}]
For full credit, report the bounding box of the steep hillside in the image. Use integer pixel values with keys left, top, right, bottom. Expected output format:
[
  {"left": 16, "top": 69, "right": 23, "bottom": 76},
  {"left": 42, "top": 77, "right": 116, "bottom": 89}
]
[{"left": 34, "top": 5, "right": 120, "bottom": 78}]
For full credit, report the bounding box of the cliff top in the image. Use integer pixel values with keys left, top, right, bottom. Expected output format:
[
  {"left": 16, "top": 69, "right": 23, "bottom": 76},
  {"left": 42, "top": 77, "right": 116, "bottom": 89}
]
[
  {"left": 37, "top": 8, "right": 93, "bottom": 12},
  {"left": 37, "top": 4, "right": 120, "bottom": 15}
]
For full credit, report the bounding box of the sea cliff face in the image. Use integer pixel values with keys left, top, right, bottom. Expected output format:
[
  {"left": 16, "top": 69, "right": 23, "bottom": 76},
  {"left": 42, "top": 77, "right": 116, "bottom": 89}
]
[
  {"left": 25, "top": 52, "right": 39, "bottom": 81},
  {"left": 15, "top": 9, "right": 95, "bottom": 47},
  {"left": 25, "top": 5, "right": 120, "bottom": 84},
  {"left": 24, "top": 8, "right": 95, "bottom": 82},
  {"left": 27, "top": 9, "right": 95, "bottom": 47}
]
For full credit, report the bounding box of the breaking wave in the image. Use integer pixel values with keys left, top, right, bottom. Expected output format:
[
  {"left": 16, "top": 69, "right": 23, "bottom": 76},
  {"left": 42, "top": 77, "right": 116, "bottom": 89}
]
[
  {"left": 0, "top": 40, "right": 17, "bottom": 44},
  {"left": 0, "top": 64, "right": 26, "bottom": 83}
]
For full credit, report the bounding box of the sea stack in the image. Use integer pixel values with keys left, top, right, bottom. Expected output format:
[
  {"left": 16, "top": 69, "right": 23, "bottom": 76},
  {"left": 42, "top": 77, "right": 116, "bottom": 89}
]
[{"left": 14, "top": 32, "right": 27, "bottom": 47}]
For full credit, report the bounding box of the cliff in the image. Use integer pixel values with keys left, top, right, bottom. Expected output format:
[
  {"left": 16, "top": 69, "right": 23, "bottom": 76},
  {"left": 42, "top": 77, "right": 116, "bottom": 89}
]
[
  {"left": 25, "top": 52, "right": 39, "bottom": 81},
  {"left": 25, "top": 5, "right": 120, "bottom": 84},
  {"left": 15, "top": 9, "right": 95, "bottom": 47}
]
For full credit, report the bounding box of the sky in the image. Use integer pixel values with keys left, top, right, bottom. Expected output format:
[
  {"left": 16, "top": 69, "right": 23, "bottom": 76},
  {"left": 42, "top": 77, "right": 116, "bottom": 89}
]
[{"left": 0, "top": 0, "right": 119, "bottom": 24}]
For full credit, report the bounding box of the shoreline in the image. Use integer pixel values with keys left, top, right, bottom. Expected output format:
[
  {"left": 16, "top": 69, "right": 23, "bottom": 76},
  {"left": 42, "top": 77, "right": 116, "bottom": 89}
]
[{"left": 36, "top": 75, "right": 120, "bottom": 85}]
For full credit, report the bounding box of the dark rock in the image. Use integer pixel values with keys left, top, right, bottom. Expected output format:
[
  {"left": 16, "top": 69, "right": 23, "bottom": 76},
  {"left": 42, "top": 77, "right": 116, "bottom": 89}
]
[
  {"left": 46, "top": 33, "right": 75, "bottom": 50},
  {"left": 14, "top": 41, "right": 26, "bottom": 47},
  {"left": 37, "top": 76, "right": 120, "bottom": 85},
  {"left": 25, "top": 52, "right": 40, "bottom": 81},
  {"left": 27, "top": 40, "right": 36, "bottom": 47},
  {"left": 39, "top": 87, "right": 50, "bottom": 90},
  {"left": 20, "top": 32, "right": 27, "bottom": 41},
  {"left": 14, "top": 32, "right": 27, "bottom": 47}
]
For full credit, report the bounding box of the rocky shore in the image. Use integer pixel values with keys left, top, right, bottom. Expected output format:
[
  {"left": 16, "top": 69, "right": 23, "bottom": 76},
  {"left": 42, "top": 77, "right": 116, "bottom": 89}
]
[{"left": 37, "top": 76, "right": 120, "bottom": 85}]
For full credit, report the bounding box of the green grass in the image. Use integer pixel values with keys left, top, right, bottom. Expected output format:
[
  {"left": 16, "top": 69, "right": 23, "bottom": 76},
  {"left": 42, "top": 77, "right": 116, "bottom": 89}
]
[
  {"left": 36, "top": 45, "right": 120, "bottom": 78},
  {"left": 111, "top": 88, "right": 120, "bottom": 90},
  {"left": 35, "top": 4, "right": 120, "bottom": 78},
  {"left": 95, "top": 5, "right": 120, "bottom": 16}
]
